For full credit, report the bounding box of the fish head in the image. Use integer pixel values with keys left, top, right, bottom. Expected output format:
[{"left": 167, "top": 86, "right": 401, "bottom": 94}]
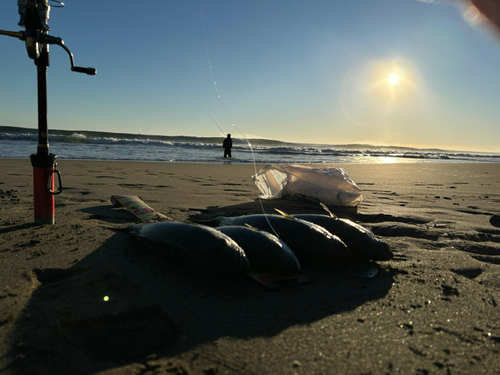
[{"left": 379, "top": 241, "right": 393, "bottom": 261}]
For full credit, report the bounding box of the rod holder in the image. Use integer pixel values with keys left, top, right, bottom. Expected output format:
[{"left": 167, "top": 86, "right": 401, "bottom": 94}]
[
  {"left": 2, "top": 0, "right": 94, "bottom": 225},
  {"left": 30, "top": 153, "right": 57, "bottom": 224}
]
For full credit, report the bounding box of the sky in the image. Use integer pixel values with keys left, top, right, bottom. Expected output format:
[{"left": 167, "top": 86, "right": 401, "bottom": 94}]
[{"left": 1, "top": 0, "right": 499, "bottom": 152}]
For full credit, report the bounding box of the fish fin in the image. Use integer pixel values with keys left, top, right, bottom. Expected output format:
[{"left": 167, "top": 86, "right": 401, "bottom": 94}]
[
  {"left": 244, "top": 223, "right": 259, "bottom": 230},
  {"left": 98, "top": 224, "right": 130, "bottom": 232},
  {"left": 320, "top": 202, "right": 337, "bottom": 218},
  {"left": 274, "top": 208, "right": 295, "bottom": 220}
]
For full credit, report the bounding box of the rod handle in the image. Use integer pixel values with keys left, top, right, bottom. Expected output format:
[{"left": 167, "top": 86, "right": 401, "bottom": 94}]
[{"left": 72, "top": 66, "right": 97, "bottom": 75}]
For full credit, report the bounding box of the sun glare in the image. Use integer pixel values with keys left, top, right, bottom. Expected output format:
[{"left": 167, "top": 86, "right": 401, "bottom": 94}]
[
  {"left": 338, "top": 58, "right": 422, "bottom": 129},
  {"left": 388, "top": 74, "right": 399, "bottom": 85},
  {"left": 363, "top": 61, "right": 416, "bottom": 102}
]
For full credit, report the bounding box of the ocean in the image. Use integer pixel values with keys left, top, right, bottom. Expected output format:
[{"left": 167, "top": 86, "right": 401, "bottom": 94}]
[{"left": 1, "top": 125, "right": 499, "bottom": 165}]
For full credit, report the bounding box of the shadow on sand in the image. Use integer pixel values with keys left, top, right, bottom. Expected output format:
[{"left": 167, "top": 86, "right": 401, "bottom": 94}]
[{"left": 6, "top": 200, "right": 394, "bottom": 375}]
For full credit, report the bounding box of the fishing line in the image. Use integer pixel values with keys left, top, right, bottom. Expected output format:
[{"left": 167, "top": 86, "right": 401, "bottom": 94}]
[
  {"left": 204, "top": 111, "right": 226, "bottom": 137},
  {"left": 200, "top": 2, "right": 245, "bottom": 140},
  {"left": 200, "top": 1, "right": 280, "bottom": 237}
]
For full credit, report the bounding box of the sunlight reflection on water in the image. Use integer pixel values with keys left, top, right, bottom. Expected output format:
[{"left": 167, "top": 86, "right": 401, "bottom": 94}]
[{"left": 378, "top": 157, "right": 398, "bottom": 164}]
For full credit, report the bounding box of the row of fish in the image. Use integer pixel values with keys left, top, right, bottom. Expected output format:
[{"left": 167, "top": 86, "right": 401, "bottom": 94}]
[{"left": 128, "top": 211, "right": 393, "bottom": 277}]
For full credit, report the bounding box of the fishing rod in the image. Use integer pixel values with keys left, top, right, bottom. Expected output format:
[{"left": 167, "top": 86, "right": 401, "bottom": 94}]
[{"left": 0, "top": 0, "right": 96, "bottom": 224}]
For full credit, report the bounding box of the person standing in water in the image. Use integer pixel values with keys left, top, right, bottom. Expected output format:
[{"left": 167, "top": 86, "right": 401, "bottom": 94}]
[{"left": 222, "top": 134, "right": 233, "bottom": 158}]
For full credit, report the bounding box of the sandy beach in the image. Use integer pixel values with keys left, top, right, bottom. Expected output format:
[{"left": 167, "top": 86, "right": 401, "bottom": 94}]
[{"left": 1, "top": 159, "right": 499, "bottom": 375}]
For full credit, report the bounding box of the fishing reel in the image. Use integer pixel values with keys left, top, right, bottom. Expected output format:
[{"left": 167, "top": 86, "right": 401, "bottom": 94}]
[
  {"left": 17, "top": 0, "right": 59, "bottom": 60},
  {"left": 0, "top": 0, "right": 96, "bottom": 74}
]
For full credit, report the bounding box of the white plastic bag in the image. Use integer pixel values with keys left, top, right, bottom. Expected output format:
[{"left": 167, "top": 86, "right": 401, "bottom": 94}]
[{"left": 253, "top": 164, "right": 362, "bottom": 206}]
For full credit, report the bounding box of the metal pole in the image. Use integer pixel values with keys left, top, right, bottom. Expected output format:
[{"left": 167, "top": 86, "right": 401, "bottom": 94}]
[{"left": 36, "top": 41, "right": 49, "bottom": 156}]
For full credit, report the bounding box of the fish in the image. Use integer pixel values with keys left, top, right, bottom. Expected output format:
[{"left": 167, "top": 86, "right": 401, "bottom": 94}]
[
  {"left": 290, "top": 213, "right": 393, "bottom": 261},
  {"left": 216, "top": 226, "right": 301, "bottom": 275},
  {"left": 128, "top": 221, "right": 250, "bottom": 276},
  {"left": 209, "top": 214, "right": 350, "bottom": 268}
]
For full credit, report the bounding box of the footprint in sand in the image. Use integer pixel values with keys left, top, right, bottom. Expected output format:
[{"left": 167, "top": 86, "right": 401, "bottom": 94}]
[
  {"left": 471, "top": 255, "right": 500, "bottom": 265},
  {"left": 490, "top": 214, "right": 500, "bottom": 228},
  {"left": 451, "top": 267, "right": 483, "bottom": 280}
]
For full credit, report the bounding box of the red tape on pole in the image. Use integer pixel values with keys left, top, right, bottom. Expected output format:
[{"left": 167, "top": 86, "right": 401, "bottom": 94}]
[{"left": 33, "top": 166, "right": 55, "bottom": 224}]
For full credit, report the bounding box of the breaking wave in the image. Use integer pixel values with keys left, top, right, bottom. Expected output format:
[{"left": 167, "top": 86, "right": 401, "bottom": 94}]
[{"left": 1, "top": 126, "right": 499, "bottom": 164}]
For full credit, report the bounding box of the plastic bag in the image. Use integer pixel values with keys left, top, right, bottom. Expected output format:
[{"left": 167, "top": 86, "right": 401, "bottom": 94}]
[{"left": 252, "top": 164, "right": 363, "bottom": 206}]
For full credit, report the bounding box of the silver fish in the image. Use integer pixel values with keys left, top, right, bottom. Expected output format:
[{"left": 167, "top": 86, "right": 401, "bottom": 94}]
[
  {"left": 129, "top": 222, "right": 250, "bottom": 276},
  {"left": 211, "top": 214, "right": 350, "bottom": 268},
  {"left": 216, "top": 226, "right": 300, "bottom": 275},
  {"left": 292, "top": 214, "right": 393, "bottom": 261}
]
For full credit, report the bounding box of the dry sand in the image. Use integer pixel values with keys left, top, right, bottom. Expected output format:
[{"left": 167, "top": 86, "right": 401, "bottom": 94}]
[{"left": 1, "top": 159, "right": 500, "bottom": 375}]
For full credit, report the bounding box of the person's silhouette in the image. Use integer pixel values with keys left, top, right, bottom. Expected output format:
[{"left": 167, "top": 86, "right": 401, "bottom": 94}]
[{"left": 222, "top": 134, "right": 233, "bottom": 158}]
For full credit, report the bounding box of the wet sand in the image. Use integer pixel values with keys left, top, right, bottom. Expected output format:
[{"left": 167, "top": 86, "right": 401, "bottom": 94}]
[{"left": 1, "top": 159, "right": 500, "bottom": 374}]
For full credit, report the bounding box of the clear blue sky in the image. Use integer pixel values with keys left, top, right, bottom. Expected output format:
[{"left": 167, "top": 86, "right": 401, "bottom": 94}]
[{"left": 1, "top": 0, "right": 499, "bottom": 152}]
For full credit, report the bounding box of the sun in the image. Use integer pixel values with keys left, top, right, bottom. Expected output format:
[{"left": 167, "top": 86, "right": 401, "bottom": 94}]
[
  {"left": 350, "top": 60, "right": 418, "bottom": 105},
  {"left": 388, "top": 74, "right": 399, "bottom": 85}
]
